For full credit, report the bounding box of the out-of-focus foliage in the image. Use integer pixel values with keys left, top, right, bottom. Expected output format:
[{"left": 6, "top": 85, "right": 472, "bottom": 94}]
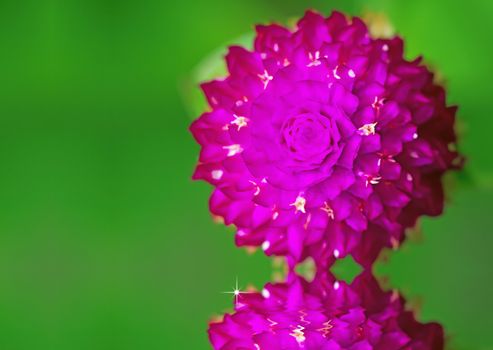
[{"left": 0, "top": 1, "right": 491, "bottom": 349}]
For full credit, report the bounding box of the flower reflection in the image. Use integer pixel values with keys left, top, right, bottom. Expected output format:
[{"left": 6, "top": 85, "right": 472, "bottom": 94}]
[{"left": 209, "top": 272, "right": 443, "bottom": 349}]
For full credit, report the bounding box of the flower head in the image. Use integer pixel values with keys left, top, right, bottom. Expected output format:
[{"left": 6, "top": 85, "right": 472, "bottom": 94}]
[
  {"left": 191, "top": 10, "right": 462, "bottom": 267},
  {"left": 209, "top": 272, "right": 444, "bottom": 349}
]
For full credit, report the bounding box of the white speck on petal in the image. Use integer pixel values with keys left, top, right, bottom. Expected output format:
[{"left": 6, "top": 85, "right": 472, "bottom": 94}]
[
  {"left": 231, "top": 114, "right": 249, "bottom": 131},
  {"left": 333, "top": 249, "right": 340, "bottom": 258},
  {"left": 333, "top": 281, "right": 340, "bottom": 290},
  {"left": 348, "top": 69, "right": 356, "bottom": 78},
  {"left": 358, "top": 122, "right": 378, "bottom": 136},
  {"left": 258, "top": 70, "right": 273, "bottom": 89},
  {"left": 372, "top": 96, "right": 384, "bottom": 109},
  {"left": 272, "top": 211, "right": 279, "bottom": 220},
  {"left": 332, "top": 66, "right": 341, "bottom": 80},
  {"left": 369, "top": 176, "right": 382, "bottom": 185},
  {"left": 261, "top": 288, "right": 270, "bottom": 299},
  {"left": 290, "top": 325, "right": 306, "bottom": 344},
  {"left": 223, "top": 144, "right": 243, "bottom": 157},
  {"left": 307, "top": 51, "right": 321, "bottom": 67},
  {"left": 211, "top": 169, "right": 223, "bottom": 180},
  {"left": 249, "top": 180, "right": 260, "bottom": 196},
  {"left": 290, "top": 194, "right": 307, "bottom": 214},
  {"left": 262, "top": 241, "right": 270, "bottom": 251}
]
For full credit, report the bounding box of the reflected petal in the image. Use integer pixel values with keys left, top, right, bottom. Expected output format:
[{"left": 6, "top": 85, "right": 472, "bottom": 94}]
[{"left": 209, "top": 272, "right": 444, "bottom": 350}]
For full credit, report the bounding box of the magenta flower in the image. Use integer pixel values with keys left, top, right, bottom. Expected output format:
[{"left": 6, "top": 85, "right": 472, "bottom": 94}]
[
  {"left": 209, "top": 272, "right": 444, "bottom": 350},
  {"left": 191, "top": 10, "right": 462, "bottom": 267}
]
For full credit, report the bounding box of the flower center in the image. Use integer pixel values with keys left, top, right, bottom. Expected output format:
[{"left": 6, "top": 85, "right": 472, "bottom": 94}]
[{"left": 281, "top": 112, "right": 335, "bottom": 163}]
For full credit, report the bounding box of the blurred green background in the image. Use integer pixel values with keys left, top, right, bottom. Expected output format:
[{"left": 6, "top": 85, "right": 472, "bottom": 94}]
[{"left": 0, "top": 0, "right": 492, "bottom": 349}]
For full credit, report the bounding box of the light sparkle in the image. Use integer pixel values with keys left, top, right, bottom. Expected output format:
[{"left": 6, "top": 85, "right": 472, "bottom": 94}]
[{"left": 222, "top": 277, "right": 252, "bottom": 308}]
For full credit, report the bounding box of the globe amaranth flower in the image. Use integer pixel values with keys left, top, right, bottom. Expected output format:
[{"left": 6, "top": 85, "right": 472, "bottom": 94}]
[
  {"left": 191, "top": 10, "right": 462, "bottom": 267},
  {"left": 209, "top": 272, "right": 444, "bottom": 349}
]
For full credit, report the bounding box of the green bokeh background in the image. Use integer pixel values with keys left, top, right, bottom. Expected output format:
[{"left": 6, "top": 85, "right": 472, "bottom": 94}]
[{"left": 0, "top": 0, "right": 492, "bottom": 349}]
